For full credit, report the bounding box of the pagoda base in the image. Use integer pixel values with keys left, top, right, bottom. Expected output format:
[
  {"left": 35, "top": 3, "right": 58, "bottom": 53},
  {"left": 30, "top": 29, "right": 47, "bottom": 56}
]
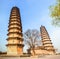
[{"left": 7, "top": 45, "right": 23, "bottom": 55}]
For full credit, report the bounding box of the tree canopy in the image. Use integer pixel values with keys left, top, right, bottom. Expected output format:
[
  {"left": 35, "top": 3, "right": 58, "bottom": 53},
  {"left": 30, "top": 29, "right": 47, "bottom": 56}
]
[
  {"left": 49, "top": 0, "right": 60, "bottom": 26},
  {"left": 23, "top": 29, "right": 41, "bottom": 55}
]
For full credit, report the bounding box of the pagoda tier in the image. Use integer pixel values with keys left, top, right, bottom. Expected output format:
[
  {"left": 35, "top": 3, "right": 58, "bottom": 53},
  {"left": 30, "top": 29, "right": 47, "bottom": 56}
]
[
  {"left": 6, "top": 37, "right": 23, "bottom": 40},
  {"left": 8, "top": 27, "right": 22, "bottom": 31},
  {"left": 7, "top": 32, "right": 22, "bottom": 35},
  {"left": 9, "top": 23, "right": 21, "bottom": 26},
  {"left": 6, "top": 7, "right": 24, "bottom": 55},
  {"left": 40, "top": 25, "right": 55, "bottom": 52}
]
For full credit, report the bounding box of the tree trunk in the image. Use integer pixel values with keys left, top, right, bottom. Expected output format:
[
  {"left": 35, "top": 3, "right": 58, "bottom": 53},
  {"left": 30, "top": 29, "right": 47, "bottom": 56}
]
[{"left": 32, "top": 47, "right": 35, "bottom": 56}]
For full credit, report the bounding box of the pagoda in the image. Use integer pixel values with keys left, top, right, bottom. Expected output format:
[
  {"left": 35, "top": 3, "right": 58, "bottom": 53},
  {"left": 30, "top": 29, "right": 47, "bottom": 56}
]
[
  {"left": 40, "top": 25, "right": 55, "bottom": 53},
  {"left": 6, "top": 7, "right": 24, "bottom": 55}
]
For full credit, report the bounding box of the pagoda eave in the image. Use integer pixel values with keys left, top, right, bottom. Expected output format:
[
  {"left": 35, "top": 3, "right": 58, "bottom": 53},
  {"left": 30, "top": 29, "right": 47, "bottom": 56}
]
[
  {"left": 7, "top": 32, "right": 22, "bottom": 36},
  {"left": 9, "top": 20, "right": 20, "bottom": 23},
  {"left": 8, "top": 29, "right": 22, "bottom": 32},
  {"left": 43, "top": 43, "right": 52, "bottom": 45},
  {"left": 6, "top": 37, "right": 23, "bottom": 41},
  {"left": 10, "top": 14, "right": 20, "bottom": 17},
  {"left": 6, "top": 44, "right": 24, "bottom": 47},
  {"left": 10, "top": 17, "right": 20, "bottom": 19},
  {"left": 42, "top": 40, "right": 51, "bottom": 42},
  {"left": 8, "top": 23, "right": 20, "bottom": 26},
  {"left": 8, "top": 27, "right": 22, "bottom": 31},
  {"left": 44, "top": 46, "right": 53, "bottom": 47},
  {"left": 42, "top": 37, "right": 50, "bottom": 40}
]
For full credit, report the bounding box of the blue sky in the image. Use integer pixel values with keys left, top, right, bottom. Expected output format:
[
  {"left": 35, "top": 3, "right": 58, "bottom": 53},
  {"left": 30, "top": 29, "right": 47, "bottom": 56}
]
[{"left": 0, "top": 0, "right": 60, "bottom": 53}]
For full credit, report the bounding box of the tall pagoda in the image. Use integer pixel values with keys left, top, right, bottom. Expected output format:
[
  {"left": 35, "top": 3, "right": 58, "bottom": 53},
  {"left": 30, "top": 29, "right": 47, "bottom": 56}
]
[
  {"left": 40, "top": 25, "right": 55, "bottom": 53},
  {"left": 6, "top": 7, "right": 24, "bottom": 55}
]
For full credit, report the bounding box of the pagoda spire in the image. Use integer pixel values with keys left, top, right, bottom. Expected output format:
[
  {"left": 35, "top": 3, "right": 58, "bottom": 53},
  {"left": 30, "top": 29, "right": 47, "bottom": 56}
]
[
  {"left": 6, "top": 7, "right": 24, "bottom": 55},
  {"left": 40, "top": 25, "right": 55, "bottom": 53}
]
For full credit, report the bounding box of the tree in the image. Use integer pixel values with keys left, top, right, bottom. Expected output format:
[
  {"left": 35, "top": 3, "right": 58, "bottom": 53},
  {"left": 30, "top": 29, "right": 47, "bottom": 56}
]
[
  {"left": 49, "top": 0, "right": 60, "bottom": 26},
  {"left": 23, "top": 29, "right": 41, "bottom": 55}
]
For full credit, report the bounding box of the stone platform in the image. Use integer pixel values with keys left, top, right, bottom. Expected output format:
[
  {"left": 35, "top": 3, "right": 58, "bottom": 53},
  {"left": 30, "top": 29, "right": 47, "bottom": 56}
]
[{"left": 0, "top": 55, "right": 60, "bottom": 59}]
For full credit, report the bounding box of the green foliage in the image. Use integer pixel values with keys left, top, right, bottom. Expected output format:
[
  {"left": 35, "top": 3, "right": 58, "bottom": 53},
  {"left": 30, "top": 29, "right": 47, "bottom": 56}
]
[{"left": 49, "top": 0, "right": 60, "bottom": 26}]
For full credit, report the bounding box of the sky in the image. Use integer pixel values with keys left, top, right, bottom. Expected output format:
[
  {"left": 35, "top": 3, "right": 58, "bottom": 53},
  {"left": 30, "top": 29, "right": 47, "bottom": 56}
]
[{"left": 0, "top": 0, "right": 60, "bottom": 53}]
